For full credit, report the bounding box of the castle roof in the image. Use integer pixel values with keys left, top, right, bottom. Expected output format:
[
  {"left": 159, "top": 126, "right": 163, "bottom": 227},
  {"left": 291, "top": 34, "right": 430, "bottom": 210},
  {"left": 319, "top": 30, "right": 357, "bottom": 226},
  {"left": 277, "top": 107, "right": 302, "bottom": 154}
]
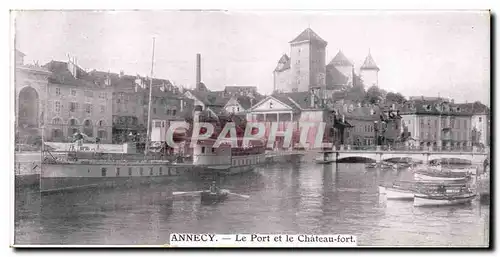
[
  {"left": 274, "top": 54, "right": 291, "bottom": 72},
  {"left": 328, "top": 50, "right": 353, "bottom": 67},
  {"left": 361, "top": 52, "right": 380, "bottom": 71},
  {"left": 289, "top": 28, "right": 327, "bottom": 46}
]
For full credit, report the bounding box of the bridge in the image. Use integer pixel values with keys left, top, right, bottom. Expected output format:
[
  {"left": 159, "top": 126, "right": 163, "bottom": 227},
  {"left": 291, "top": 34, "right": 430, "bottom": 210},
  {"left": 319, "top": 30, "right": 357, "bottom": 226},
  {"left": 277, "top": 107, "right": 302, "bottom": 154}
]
[{"left": 320, "top": 146, "right": 489, "bottom": 165}]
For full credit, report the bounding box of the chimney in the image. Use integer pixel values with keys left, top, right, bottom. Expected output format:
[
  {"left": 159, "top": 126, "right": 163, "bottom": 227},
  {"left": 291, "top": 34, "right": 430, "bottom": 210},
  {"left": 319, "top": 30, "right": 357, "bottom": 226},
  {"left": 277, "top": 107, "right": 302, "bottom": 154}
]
[
  {"left": 119, "top": 70, "right": 124, "bottom": 77},
  {"left": 196, "top": 53, "right": 201, "bottom": 90}
]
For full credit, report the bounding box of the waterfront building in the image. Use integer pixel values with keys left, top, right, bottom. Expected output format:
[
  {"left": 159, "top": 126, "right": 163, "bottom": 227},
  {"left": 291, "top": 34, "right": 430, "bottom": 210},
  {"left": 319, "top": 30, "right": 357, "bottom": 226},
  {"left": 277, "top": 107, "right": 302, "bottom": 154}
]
[
  {"left": 86, "top": 70, "right": 193, "bottom": 144},
  {"left": 457, "top": 102, "right": 490, "bottom": 147},
  {"left": 42, "top": 59, "right": 114, "bottom": 143},
  {"left": 15, "top": 50, "right": 52, "bottom": 144},
  {"left": 246, "top": 90, "right": 350, "bottom": 149},
  {"left": 335, "top": 102, "right": 378, "bottom": 147},
  {"left": 399, "top": 97, "right": 472, "bottom": 149}
]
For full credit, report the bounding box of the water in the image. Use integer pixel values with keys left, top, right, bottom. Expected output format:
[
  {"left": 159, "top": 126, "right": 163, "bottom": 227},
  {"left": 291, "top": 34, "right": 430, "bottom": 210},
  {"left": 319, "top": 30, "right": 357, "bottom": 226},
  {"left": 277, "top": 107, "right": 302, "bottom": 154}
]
[{"left": 14, "top": 162, "right": 489, "bottom": 247}]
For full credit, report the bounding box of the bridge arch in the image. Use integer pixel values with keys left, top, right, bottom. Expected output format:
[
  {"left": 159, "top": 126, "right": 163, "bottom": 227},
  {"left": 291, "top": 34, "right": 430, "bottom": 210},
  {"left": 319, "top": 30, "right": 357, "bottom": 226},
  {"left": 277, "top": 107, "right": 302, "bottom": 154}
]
[{"left": 337, "top": 156, "right": 376, "bottom": 163}]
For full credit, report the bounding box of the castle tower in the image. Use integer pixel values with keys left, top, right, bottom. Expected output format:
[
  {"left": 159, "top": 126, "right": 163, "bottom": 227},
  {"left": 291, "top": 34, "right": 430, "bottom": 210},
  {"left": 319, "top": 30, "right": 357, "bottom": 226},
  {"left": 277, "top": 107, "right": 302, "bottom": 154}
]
[
  {"left": 360, "top": 50, "right": 380, "bottom": 88},
  {"left": 289, "top": 28, "right": 327, "bottom": 92},
  {"left": 327, "top": 50, "right": 354, "bottom": 86}
]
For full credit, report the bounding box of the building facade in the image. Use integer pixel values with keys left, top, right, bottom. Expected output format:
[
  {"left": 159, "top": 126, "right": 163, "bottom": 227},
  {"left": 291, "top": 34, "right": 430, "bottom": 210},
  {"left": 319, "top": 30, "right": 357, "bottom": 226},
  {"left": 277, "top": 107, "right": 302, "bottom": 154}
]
[
  {"left": 15, "top": 50, "right": 51, "bottom": 145},
  {"left": 42, "top": 60, "right": 114, "bottom": 143},
  {"left": 400, "top": 98, "right": 472, "bottom": 149}
]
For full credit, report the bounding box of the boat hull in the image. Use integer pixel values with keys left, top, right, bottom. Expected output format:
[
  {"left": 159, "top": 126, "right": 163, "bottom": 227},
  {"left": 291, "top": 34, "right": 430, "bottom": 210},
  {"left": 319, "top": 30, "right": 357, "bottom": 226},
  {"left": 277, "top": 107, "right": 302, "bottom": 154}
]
[
  {"left": 413, "top": 193, "right": 476, "bottom": 207},
  {"left": 414, "top": 173, "right": 467, "bottom": 182},
  {"left": 385, "top": 187, "right": 414, "bottom": 200},
  {"left": 40, "top": 163, "right": 193, "bottom": 193}
]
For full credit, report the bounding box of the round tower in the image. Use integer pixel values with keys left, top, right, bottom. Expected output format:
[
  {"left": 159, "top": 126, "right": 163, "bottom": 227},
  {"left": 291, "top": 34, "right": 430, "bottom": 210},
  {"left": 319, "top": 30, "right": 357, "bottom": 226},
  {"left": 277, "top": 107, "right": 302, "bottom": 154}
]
[{"left": 360, "top": 50, "right": 380, "bottom": 88}]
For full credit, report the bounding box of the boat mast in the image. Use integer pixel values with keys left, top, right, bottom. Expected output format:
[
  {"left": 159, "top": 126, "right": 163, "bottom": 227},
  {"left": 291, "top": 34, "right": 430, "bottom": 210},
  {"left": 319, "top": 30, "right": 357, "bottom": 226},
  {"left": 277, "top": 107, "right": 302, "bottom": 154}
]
[{"left": 145, "top": 37, "right": 156, "bottom": 155}]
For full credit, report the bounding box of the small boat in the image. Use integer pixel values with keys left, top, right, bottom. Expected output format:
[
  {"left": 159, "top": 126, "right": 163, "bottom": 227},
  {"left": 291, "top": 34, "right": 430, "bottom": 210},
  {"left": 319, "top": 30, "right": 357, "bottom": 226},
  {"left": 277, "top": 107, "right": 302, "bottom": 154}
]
[
  {"left": 414, "top": 192, "right": 476, "bottom": 207},
  {"left": 385, "top": 186, "right": 415, "bottom": 200},
  {"left": 414, "top": 170, "right": 469, "bottom": 182},
  {"left": 380, "top": 162, "right": 397, "bottom": 170},
  {"left": 200, "top": 189, "right": 229, "bottom": 203},
  {"left": 366, "top": 163, "right": 378, "bottom": 169}
]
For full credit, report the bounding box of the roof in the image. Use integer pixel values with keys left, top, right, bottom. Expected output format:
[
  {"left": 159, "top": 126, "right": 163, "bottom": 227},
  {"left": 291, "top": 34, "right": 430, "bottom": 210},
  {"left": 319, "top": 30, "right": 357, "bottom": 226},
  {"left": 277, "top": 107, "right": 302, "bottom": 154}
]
[
  {"left": 270, "top": 91, "right": 326, "bottom": 111},
  {"left": 328, "top": 50, "right": 353, "bottom": 67},
  {"left": 360, "top": 52, "right": 379, "bottom": 71},
  {"left": 326, "top": 65, "right": 350, "bottom": 88},
  {"left": 233, "top": 95, "right": 262, "bottom": 110},
  {"left": 43, "top": 61, "right": 105, "bottom": 89},
  {"left": 274, "top": 54, "right": 291, "bottom": 72},
  {"left": 16, "top": 49, "right": 26, "bottom": 57},
  {"left": 188, "top": 89, "right": 231, "bottom": 107},
  {"left": 399, "top": 99, "right": 476, "bottom": 116},
  {"left": 289, "top": 28, "right": 328, "bottom": 46}
]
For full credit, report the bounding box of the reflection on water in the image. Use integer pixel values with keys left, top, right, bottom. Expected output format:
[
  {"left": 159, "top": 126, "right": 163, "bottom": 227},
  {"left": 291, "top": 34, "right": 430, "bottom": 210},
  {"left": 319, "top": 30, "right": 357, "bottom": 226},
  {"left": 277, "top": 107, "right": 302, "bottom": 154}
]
[{"left": 15, "top": 163, "right": 489, "bottom": 246}]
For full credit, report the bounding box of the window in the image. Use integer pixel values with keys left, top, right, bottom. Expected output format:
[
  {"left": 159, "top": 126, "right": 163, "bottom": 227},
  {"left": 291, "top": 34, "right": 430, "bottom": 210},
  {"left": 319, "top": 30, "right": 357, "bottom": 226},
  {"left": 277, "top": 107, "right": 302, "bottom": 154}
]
[
  {"left": 100, "top": 105, "right": 105, "bottom": 113},
  {"left": 70, "top": 119, "right": 77, "bottom": 126},
  {"left": 211, "top": 148, "right": 215, "bottom": 153},
  {"left": 201, "top": 147, "right": 205, "bottom": 153},
  {"left": 101, "top": 167, "right": 107, "bottom": 177},
  {"left": 70, "top": 102, "right": 77, "bottom": 112},
  {"left": 71, "top": 89, "right": 76, "bottom": 96},
  {"left": 128, "top": 167, "right": 132, "bottom": 176},
  {"left": 237, "top": 107, "right": 240, "bottom": 112},
  {"left": 155, "top": 121, "right": 161, "bottom": 128},
  {"left": 159, "top": 167, "right": 163, "bottom": 176},
  {"left": 150, "top": 167, "right": 153, "bottom": 176},
  {"left": 55, "top": 87, "right": 61, "bottom": 96},
  {"left": 55, "top": 101, "right": 61, "bottom": 112},
  {"left": 172, "top": 110, "right": 176, "bottom": 116},
  {"left": 98, "top": 120, "right": 104, "bottom": 127},
  {"left": 139, "top": 167, "right": 143, "bottom": 176},
  {"left": 116, "top": 168, "right": 120, "bottom": 177},
  {"left": 479, "top": 117, "right": 482, "bottom": 122},
  {"left": 153, "top": 108, "right": 156, "bottom": 114},
  {"left": 99, "top": 92, "right": 106, "bottom": 99},
  {"left": 84, "top": 120, "right": 91, "bottom": 127},
  {"left": 269, "top": 102, "right": 273, "bottom": 109},
  {"left": 85, "top": 104, "right": 92, "bottom": 114}
]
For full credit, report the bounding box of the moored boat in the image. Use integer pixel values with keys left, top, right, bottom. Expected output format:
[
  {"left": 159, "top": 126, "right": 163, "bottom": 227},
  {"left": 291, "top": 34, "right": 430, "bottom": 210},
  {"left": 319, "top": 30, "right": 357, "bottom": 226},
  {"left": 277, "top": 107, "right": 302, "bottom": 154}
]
[
  {"left": 385, "top": 186, "right": 415, "bottom": 200},
  {"left": 413, "top": 170, "right": 469, "bottom": 182},
  {"left": 413, "top": 192, "right": 476, "bottom": 207}
]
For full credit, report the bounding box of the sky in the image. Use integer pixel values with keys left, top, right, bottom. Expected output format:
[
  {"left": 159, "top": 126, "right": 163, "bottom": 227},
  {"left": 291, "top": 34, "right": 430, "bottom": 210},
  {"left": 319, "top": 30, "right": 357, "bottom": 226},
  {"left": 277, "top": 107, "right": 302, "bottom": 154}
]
[{"left": 14, "top": 10, "right": 490, "bottom": 105}]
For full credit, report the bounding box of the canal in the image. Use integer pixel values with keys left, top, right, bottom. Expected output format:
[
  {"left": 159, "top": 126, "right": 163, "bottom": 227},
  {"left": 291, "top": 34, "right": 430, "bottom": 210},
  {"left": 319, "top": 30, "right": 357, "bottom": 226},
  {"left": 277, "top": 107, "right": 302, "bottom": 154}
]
[{"left": 14, "top": 162, "right": 489, "bottom": 247}]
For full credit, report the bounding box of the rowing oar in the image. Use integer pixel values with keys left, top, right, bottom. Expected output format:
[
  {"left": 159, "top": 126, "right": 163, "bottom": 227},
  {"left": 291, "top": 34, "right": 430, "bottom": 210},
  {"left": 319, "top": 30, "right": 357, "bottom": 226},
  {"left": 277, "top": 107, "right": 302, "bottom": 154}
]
[
  {"left": 226, "top": 191, "right": 250, "bottom": 199},
  {"left": 172, "top": 191, "right": 203, "bottom": 196}
]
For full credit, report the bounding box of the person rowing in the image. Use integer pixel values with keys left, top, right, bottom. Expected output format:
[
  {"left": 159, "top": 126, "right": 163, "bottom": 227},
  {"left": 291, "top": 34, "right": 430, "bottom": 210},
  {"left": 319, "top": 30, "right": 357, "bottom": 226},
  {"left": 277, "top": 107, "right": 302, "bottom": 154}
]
[{"left": 209, "top": 181, "right": 219, "bottom": 194}]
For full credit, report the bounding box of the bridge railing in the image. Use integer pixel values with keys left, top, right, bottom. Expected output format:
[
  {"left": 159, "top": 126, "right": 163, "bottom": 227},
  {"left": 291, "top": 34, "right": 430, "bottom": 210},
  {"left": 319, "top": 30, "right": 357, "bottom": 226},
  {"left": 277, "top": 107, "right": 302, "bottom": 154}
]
[{"left": 333, "top": 145, "right": 488, "bottom": 153}]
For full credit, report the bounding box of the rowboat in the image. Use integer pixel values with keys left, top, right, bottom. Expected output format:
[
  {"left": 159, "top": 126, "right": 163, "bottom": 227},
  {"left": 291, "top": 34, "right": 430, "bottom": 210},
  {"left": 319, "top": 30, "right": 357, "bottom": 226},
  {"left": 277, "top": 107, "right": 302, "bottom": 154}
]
[
  {"left": 413, "top": 192, "right": 476, "bottom": 207},
  {"left": 414, "top": 170, "right": 469, "bottom": 182},
  {"left": 385, "top": 186, "right": 415, "bottom": 200},
  {"left": 200, "top": 189, "right": 229, "bottom": 203}
]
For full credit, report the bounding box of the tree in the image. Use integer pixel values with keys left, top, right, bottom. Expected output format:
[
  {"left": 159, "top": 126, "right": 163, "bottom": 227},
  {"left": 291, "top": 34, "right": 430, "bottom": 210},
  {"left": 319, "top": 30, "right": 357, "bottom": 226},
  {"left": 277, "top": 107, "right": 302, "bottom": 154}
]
[
  {"left": 364, "top": 86, "right": 384, "bottom": 104},
  {"left": 386, "top": 92, "right": 406, "bottom": 104}
]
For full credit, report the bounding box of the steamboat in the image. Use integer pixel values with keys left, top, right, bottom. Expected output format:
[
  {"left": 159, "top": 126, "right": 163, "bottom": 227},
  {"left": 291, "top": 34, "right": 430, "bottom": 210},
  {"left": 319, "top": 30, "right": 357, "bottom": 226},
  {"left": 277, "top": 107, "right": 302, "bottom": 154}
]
[{"left": 40, "top": 106, "right": 266, "bottom": 193}]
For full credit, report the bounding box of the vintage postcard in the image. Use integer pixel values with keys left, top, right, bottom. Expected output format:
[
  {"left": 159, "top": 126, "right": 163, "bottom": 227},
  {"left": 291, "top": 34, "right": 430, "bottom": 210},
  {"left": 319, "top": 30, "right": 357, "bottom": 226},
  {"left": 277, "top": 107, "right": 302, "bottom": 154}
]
[{"left": 12, "top": 10, "right": 490, "bottom": 248}]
